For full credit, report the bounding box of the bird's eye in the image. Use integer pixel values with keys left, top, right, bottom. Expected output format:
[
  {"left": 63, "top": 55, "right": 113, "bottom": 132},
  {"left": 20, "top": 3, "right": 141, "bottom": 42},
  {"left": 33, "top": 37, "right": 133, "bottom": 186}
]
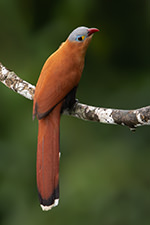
[
  {"left": 76, "top": 35, "right": 85, "bottom": 42},
  {"left": 78, "top": 36, "right": 82, "bottom": 41}
]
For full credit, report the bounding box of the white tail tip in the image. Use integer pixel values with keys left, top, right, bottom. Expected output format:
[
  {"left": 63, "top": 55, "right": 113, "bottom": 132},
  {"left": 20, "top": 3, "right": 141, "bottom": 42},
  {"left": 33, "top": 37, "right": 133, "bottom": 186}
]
[{"left": 40, "top": 199, "right": 59, "bottom": 211}]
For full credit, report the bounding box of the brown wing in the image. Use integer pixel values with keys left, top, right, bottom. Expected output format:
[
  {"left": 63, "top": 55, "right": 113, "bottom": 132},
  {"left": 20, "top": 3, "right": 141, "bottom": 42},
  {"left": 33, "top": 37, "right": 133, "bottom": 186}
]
[{"left": 33, "top": 46, "right": 82, "bottom": 119}]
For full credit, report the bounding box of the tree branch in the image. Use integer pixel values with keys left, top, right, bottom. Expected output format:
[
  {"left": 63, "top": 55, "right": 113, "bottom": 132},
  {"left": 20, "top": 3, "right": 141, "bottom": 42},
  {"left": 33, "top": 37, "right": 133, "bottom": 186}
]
[
  {"left": 0, "top": 62, "right": 35, "bottom": 100},
  {"left": 1, "top": 62, "right": 150, "bottom": 130}
]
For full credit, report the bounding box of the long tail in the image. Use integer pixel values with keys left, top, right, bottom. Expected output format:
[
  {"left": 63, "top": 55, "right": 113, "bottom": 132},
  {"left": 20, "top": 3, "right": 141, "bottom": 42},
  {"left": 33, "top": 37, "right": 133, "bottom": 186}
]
[{"left": 36, "top": 103, "right": 61, "bottom": 211}]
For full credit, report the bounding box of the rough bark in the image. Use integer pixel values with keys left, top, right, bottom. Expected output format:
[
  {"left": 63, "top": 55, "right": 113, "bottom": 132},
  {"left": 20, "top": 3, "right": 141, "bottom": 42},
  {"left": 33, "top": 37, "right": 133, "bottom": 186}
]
[{"left": 1, "top": 62, "right": 150, "bottom": 130}]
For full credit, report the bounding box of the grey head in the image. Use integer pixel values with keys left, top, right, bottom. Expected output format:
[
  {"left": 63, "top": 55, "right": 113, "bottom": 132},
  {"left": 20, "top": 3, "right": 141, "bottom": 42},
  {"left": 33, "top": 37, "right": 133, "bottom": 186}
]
[{"left": 68, "top": 26, "right": 99, "bottom": 42}]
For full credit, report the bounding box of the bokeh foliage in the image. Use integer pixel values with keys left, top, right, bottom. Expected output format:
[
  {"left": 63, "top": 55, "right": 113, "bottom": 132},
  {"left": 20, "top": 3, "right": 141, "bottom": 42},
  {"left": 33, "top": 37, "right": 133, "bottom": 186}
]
[{"left": 0, "top": 0, "right": 150, "bottom": 224}]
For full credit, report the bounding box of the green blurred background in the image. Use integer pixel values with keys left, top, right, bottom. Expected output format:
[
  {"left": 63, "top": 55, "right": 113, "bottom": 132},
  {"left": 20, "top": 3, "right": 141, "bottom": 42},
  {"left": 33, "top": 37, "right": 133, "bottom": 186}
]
[{"left": 0, "top": 0, "right": 150, "bottom": 224}]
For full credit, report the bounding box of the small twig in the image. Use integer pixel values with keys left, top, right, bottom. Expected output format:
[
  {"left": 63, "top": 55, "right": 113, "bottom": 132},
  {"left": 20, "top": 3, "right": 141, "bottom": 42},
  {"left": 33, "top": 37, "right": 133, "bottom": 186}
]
[{"left": 1, "top": 62, "right": 150, "bottom": 130}]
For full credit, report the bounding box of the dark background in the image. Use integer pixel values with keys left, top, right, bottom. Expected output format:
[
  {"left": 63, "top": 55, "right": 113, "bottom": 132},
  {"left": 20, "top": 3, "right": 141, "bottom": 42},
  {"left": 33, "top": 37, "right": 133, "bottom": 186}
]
[{"left": 0, "top": 0, "right": 150, "bottom": 224}]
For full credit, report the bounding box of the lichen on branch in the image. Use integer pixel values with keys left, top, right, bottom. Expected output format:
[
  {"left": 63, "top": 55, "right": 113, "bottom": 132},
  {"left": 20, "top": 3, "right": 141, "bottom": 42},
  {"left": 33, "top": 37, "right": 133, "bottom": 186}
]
[
  {"left": 0, "top": 63, "right": 35, "bottom": 100},
  {"left": 1, "top": 62, "right": 150, "bottom": 130}
]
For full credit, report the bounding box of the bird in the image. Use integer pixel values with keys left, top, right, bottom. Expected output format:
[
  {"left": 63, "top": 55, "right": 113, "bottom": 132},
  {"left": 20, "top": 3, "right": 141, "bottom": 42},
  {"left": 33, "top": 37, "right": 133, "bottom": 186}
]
[{"left": 33, "top": 26, "right": 99, "bottom": 211}]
